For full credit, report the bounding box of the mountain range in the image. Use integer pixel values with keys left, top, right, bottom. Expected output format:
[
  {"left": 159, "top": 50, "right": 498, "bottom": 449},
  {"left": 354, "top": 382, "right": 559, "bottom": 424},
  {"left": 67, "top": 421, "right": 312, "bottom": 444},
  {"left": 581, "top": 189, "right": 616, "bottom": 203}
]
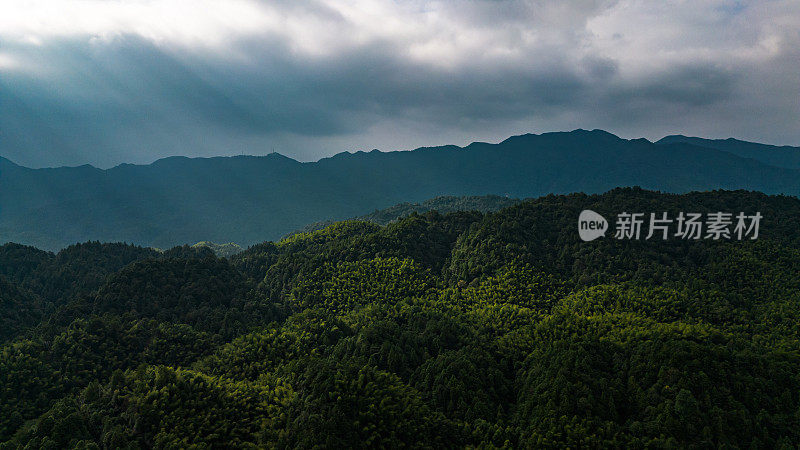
[{"left": 1, "top": 129, "right": 798, "bottom": 250}]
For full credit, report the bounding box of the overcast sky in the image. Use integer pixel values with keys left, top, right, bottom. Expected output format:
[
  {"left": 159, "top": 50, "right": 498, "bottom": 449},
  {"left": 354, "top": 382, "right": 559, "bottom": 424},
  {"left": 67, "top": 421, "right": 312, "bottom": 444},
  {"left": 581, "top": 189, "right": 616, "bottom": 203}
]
[{"left": 1, "top": 0, "right": 798, "bottom": 168}]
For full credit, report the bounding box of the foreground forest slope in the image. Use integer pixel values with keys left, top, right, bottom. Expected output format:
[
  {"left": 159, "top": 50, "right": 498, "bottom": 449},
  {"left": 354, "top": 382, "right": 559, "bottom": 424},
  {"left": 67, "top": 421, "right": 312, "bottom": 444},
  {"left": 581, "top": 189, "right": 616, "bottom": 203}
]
[{"left": 2, "top": 188, "right": 800, "bottom": 448}]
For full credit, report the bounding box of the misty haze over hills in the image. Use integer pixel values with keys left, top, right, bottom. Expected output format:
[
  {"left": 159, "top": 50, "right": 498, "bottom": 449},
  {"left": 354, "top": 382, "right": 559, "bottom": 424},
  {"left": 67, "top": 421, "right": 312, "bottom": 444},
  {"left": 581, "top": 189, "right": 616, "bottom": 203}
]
[{"left": 1, "top": 129, "right": 799, "bottom": 251}]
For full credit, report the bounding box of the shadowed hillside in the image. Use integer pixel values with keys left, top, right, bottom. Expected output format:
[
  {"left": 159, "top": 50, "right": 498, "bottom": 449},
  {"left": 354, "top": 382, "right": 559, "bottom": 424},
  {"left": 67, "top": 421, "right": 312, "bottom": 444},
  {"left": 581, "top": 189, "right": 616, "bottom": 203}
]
[
  {"left": 657, "top": 135, "right": 800, "bottom": 169},
  {"left": 2, "top": 130, "right": 799, "bottom": 250}
]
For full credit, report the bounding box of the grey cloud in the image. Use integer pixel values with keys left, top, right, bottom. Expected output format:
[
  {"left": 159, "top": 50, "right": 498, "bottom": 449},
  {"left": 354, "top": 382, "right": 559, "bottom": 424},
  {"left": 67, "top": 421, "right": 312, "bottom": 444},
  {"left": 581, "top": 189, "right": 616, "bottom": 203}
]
[
  {"left": 1, "top": 0, "right": 798, "bottom": 168},
  {"left": 1, "top": 34, "right": 593, "bottom": 167},
  {"left": 581, "top": 56, "right": 618, "bottom": 80}
]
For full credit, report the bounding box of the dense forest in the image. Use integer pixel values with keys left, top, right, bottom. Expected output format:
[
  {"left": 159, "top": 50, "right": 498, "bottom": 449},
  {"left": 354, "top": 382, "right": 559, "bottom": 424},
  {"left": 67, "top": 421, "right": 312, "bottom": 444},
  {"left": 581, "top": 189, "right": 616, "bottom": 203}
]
[
  {"left": 287, "top": 195, "right": 520, "bottom": 238},
  {"left": 2, "top": 188, "right": 800, "bottom": 448}
]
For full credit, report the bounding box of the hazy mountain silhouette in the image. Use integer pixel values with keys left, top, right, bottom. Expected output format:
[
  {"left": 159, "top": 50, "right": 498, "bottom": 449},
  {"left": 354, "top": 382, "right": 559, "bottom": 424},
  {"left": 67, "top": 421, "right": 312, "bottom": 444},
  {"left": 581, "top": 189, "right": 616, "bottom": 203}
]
[
  {"left": 656, "top": 135, "right": 800, "bottom": 169},
  {"left": 1, "top": 129, "right": 798, "bottom": 250}
]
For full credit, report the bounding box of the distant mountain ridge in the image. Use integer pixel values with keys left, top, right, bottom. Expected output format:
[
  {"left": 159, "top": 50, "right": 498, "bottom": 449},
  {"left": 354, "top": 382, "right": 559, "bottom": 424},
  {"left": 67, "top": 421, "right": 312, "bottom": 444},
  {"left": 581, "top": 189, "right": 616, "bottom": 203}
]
[
  {"left": 656, "top": 135, "right": 800, "bottom": 169},
  {"left": 1, "top": 129, "right": 799, "bottom": 250}
]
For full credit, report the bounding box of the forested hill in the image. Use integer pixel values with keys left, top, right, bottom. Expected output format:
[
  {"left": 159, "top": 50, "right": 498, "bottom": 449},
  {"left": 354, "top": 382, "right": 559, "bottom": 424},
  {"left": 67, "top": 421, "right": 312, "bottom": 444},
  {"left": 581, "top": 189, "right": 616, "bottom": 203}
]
[
  {"left": 2, "top": 188, "right": 800, "bottom": 447},
  {"left": 288, "top": 194, "right": 520, "bottom": 237},
  {"left": 3, "top": 129, "right": 800, "bottom": 250}
]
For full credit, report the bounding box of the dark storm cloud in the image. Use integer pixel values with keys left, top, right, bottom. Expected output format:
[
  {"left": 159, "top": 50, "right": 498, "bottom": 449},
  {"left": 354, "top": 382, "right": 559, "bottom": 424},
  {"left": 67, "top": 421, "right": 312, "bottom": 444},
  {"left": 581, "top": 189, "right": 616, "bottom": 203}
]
[
  {"left": 0, "top": 34, "right": 593, "bottom": 167},
  {"left": 1, "top": 0, "right": 798, "bottom": 167}
]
